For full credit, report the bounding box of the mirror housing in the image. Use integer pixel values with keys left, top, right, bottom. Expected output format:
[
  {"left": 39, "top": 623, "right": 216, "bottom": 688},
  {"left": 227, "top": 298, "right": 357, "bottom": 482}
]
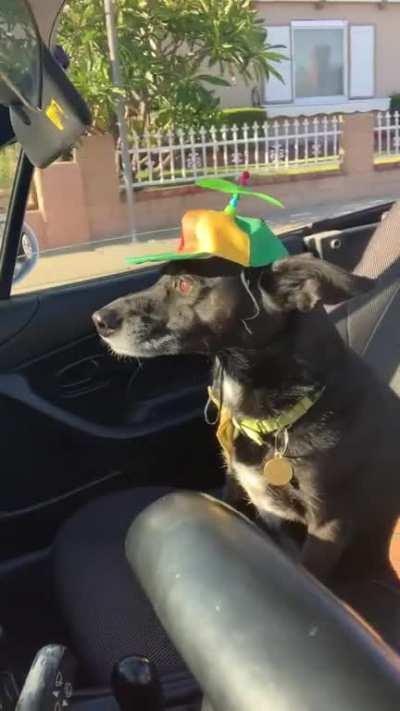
[
  {"left": 10, "top": 44, "right": 91, "bottom": 168},
  {"left": 0, "top": 0, "right": 91, "bottom": 167}
]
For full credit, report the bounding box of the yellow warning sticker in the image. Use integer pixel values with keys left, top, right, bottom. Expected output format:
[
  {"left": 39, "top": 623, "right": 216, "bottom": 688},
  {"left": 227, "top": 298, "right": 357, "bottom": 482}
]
[{"left": 45, "top": 99, "right": 65, "bottom": 131}]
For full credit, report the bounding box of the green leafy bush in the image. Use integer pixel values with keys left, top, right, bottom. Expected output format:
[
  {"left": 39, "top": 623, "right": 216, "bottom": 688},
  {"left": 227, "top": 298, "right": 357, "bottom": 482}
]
[
  {"left": 390, "top": 94, "right": 400, "bottom": 114},
  {"left": 0, "top": 145, "right": 18, "bottom": 192},
  {"left": 220, "top": 107, "right": 267, "bottom": 128},
  {"left": 59, "top": 0, "right": 283, "bottom": 133}
]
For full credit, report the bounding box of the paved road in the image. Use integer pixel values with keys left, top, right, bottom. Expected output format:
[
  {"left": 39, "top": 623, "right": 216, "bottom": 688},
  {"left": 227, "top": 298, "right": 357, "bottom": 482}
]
[{"left": 13, "top": 195, "right": 398, "bottom": 295}]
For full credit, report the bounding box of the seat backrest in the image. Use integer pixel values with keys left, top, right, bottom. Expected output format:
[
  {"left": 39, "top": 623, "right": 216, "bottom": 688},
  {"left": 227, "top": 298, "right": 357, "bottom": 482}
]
[
  {"left": 331, "top": 202, "right": 400, "bottom": 395},
  {"left": 353, "top": 201, "right": 400, "bottom": 280}
]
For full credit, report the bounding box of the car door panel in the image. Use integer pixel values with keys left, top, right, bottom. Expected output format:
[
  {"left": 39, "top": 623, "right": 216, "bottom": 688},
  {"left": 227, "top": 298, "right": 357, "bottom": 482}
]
[
  {"left": 304, "top": 224, "right": 378, "bottom": 272},
  {"left": 0, "top": 296, "right": 38, "bottom": 347},
  {"left": 0, "top": 266, "right": 217, "bottom": 559},
  {"left": 0, "top": 268, "right": 161, "bottom": 368},
  {"left": 292, "top": 201, "right": 391, "bottom": 273},
  {"left": 0, "top": 412, "right": 218, "bottom": 560}
]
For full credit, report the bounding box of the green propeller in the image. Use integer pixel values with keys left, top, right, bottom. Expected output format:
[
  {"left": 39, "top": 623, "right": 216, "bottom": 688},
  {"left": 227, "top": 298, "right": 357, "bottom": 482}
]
[{"left": 196, "top": 177, "right": 284, "bottom": 208}]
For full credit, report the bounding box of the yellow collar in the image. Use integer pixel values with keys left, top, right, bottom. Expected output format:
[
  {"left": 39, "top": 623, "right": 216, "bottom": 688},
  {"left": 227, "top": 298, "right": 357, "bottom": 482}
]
[{"left": 207, "top": 386, "right": 325, "bottom": 462}]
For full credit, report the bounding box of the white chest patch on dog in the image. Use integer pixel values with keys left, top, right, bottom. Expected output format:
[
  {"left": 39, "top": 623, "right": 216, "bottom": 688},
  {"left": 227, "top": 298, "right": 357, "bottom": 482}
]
[
  {"left": 221, "top": 374, "right": 243, "bottom": 410},
  {"left": 232, "top": 459, "right": 302, "bottom": 526}
]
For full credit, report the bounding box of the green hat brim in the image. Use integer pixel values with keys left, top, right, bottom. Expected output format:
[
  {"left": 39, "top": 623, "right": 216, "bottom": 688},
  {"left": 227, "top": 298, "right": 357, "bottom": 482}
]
[{"left": 126, "top": 251, "right": 208, "bottom": 266}]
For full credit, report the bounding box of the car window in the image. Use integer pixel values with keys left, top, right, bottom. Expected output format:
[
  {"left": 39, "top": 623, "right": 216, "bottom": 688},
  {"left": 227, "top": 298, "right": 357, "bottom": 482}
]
[
  {"left": 0, "top": 143, "right": 19, "bottom": 244},
  {"left": 11, "top": 156, "right": 180, "bottom": 295},
  {"left": 12, "top": 164, "right": 179, "bottom": 295},
  {"left": 6, "top": 1, "right": 390, "bottom": 297},
  {"left": 11, "top": 0, "right": 288, "bottom": 296}
]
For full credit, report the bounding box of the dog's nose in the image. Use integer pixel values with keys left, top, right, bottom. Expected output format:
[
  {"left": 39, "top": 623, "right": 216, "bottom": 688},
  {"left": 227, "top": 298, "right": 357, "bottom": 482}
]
[{"left": 92, "top": 308, "right": 122, "bottom": 337}]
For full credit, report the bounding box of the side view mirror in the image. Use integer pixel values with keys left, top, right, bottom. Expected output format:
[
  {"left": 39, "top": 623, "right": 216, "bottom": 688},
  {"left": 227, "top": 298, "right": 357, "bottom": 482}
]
[
  {"left": 0, "top": 0, "right": 91, "bottom": 168},
  {"left": 13, "top": 222, "right": 39, "bottom": 285}
]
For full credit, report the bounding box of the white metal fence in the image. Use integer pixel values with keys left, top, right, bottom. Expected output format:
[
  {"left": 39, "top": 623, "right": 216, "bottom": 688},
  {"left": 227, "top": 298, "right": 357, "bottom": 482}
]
[
  {"left": 118, "top": 115, "right": 343, "bottom": 189},
  {"left": 375, "top": 111, "right": 400, "bottom": 160}
]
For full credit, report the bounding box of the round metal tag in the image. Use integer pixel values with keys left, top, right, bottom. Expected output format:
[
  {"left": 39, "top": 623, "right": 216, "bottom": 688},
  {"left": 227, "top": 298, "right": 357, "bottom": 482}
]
[{"left": 263, "top": 456, "right": 293, "bottom": 487}]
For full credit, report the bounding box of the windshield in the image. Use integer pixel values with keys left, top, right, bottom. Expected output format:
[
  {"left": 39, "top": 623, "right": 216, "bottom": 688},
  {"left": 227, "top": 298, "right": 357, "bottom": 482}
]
[{"left": 0, "top": 143, "right": 19, "bottom": 243}]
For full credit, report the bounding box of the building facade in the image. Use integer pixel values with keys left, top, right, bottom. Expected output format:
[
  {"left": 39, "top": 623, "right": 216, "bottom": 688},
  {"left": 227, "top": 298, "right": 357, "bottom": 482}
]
[{"left": 219, "top": 1, "right": 400, "bottom": 117}]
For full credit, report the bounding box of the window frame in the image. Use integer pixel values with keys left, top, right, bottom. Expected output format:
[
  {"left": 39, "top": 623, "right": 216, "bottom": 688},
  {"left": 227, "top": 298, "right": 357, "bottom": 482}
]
[
  {"left": 291, "top": 20, "right": 349, "bottom": 106},
  {"left": 0, "top": 149, "right": 34, "bottom": 299}
]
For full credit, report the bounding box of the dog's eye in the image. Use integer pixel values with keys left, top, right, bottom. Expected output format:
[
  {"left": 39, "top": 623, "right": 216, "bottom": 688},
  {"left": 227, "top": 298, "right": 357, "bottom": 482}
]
[{"left": 174, "top": 277, "right": 193, "bottom": 296}]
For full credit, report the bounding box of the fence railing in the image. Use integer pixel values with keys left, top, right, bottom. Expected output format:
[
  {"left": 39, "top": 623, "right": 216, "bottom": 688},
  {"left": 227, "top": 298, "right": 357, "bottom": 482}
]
[
  {"left": 375, "top": 111, "right": 400, "bottom": 160},
  {"left": 118, "top": 115, "right": 343, "bottom": 189}
]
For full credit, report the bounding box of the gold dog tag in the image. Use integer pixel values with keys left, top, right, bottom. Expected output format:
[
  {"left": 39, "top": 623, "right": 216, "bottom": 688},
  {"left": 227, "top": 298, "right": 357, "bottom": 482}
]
[
  {"left": 263, "top": 456, "right": 293, "bottom": 486},
  {"left": 263, "top": 428, "right": 293, "bottom": 486}
]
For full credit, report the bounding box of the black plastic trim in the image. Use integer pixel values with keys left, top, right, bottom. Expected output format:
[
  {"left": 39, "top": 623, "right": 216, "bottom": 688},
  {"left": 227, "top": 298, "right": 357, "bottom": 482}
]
[
  {"left": 0, "top": 108, "right": 14, "bottom": 146},
  {"left": 0, "top": 152, "right": 34, "bottom": 299},
  {"left": 0, "top": 470, "right": 122, "bottom": 519},
  {"left": 0, "top": 374, "right": 203, "bottom": 440},
  {"left": 278, "top": 201, "right": 395, "bottom": 241},
  {"left": 310, "top": 200, "right": 394, "bottom": 234}
]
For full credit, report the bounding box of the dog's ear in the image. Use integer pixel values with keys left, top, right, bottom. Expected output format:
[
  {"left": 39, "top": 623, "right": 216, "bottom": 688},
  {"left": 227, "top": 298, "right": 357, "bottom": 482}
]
[{"left": 260, "top": 254, "right": 374, "bottom": 312}]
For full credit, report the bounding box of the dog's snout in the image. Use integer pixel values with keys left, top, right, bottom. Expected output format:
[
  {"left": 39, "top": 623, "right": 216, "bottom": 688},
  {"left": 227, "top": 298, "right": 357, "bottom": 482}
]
[{"left": 92, "top": 307, "right": 123, "bottom": 338}]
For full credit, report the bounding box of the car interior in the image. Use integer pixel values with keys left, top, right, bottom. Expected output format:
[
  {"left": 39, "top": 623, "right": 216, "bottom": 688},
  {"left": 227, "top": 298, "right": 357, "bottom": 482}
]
[{"left": 2, "top": 1, "right": 400, "bottom": 710}]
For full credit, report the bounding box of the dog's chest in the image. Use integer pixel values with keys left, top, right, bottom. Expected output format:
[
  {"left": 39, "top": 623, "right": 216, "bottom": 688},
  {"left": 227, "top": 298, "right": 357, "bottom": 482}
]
[
  {"left": 221, "top": 374, "right": 242, "bottom": 411},
  {"left": 231, "top": 441, "right": 307, "bottom": 525},
  {"left": 216, "top": 375, "right": 308, "bottom": 524}
]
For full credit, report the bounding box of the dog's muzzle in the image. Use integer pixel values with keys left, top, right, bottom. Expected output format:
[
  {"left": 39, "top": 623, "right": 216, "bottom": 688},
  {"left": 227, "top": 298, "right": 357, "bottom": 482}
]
[{"left": 92, "top": 307, "right": 123, "bottom": 339}]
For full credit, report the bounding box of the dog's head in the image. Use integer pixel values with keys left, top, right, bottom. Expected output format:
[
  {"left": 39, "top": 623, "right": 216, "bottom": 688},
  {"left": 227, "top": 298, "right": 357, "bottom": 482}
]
[{"left": 92, "top": 255, "right": 372, "bottom": 358}]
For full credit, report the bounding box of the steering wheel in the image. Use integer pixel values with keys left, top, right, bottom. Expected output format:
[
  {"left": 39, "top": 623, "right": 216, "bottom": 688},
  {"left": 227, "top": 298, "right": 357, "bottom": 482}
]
[{"left": 126, "top": 493, "right": 400, "bottom": 711}]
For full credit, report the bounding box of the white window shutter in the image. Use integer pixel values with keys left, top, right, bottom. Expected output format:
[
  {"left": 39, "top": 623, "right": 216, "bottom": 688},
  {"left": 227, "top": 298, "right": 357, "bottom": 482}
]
[
  {"left": 350, "top": 25, "right": 375, "bottom": 98},
  {"left": 265, "top": 26, "right": 292, "bottom": 104}
]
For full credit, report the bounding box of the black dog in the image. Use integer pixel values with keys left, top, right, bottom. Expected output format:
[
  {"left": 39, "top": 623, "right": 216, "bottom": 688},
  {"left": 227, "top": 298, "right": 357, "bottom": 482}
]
[{"left": 93, "top": 255, "right": 400, "bottom": 587}]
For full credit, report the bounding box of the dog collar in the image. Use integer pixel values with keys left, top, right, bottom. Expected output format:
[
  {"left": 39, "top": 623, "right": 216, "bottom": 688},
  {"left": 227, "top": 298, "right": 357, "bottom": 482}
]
[{"left": 207, "top": 386, "right": 325, "bottom": 462}]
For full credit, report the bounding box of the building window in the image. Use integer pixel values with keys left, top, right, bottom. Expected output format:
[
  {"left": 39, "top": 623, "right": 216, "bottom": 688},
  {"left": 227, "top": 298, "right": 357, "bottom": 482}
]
[
  {"left": 292, "top": 22, "right": 346, "bottom": 104},
  {"left": 265, "top": 21, "right": 376, "bottom": 112}
]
